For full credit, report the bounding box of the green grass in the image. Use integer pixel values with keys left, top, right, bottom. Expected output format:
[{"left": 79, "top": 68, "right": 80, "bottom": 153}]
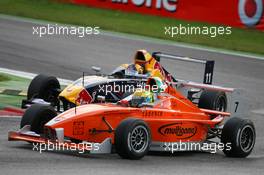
[
  {"left": 0, "top": 73, "right": 30, "bottom": 91},
  {"left": 0, "top": 94, "right": 24, "bottom": 108},
  {"left": 0, "top": 73, "right": 29, "bottom": 108},
  {"left": 0, "top": 0, "right": 264, "bottom": 55},
  {"left": 0, "top": 74, "right": 10, "bottom": 82}
]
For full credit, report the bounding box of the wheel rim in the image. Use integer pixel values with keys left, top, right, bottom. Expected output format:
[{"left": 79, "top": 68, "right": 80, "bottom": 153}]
[
  {"left": 240, "top": 125, "right": 255, "bottom": 153},
  {"left": 128, "top": 125, "right": 149, "bottom": 153},
  {"left": 215, "top": 96, "right": 226, "bottom": 112}
]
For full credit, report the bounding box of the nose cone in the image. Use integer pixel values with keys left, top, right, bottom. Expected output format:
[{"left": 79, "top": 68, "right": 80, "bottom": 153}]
[
  {"left": 59, "top": 84, "right": 92, "bottom": 105},
  {"left": 59, "top": 84, "right": 83, "bottom": 102},
  {"left": 45, "top": 104, "right": 118, "bottom": 127}
]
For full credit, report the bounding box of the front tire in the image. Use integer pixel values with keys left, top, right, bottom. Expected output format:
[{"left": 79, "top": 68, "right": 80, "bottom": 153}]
[
  {"left": 114, "top": 118, "right": 151, "bottom": 160},
  {"left": 27, "top": 74, "right": 60, "bottom": 107},
  {"left": 221, "top": 117, "right": 256, "bottom": 158},
  {"left": 20, "top": 104, "right": 57, "bottom": 134}
]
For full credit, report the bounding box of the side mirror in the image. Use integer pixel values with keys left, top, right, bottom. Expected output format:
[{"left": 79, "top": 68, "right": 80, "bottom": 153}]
[
  {"left": 97, "top": 95, "right": 106, "bottom": 103},
  {"left": 91, "top": 66, "right": 101, "bottom": 74}
]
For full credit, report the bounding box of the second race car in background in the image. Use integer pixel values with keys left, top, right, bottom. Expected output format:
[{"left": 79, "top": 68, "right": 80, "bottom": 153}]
[{"left": 22, "top": 50, "right": 175, "bottom": 111}]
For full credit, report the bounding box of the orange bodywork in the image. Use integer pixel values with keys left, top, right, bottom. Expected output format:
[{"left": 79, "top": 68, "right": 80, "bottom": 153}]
[
  {"left": 42, "top": 87, "right": 229, "bottom": 145},
  {"left": 9, "top": 85, "right": 230, "bottom": 146}
]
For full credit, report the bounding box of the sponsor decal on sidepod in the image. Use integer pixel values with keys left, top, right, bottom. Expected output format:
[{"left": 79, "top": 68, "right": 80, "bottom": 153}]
[{"left": 158, "top": 122, "right": 197, "bottom": 139}]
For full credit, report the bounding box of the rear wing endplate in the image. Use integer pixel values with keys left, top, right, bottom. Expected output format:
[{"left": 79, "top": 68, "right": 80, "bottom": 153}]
[{"left": 152, "top": 52, "right": 215, "bottom": 85}]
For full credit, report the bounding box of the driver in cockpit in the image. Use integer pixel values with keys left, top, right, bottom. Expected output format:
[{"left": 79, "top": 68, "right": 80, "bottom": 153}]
[
  {"left": 133, "top": 50, "right": 165, "bottom": 80},
  {"left": 118, "top": 77, "right": 166, "bottom": 107},
  {"left": 111, "top": 50, "right": 166, "bottom": 80}
]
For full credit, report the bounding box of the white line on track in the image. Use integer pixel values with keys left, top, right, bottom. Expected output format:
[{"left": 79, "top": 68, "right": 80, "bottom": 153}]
[
  {"left": 251, "top": 108, "right": 264, "bottom": 116},
  {"left": 0, "top": 115, "right": 22, "bottom": 118},
  {"left": 0, "top": 67, "right": 73, "bottom": 85}
]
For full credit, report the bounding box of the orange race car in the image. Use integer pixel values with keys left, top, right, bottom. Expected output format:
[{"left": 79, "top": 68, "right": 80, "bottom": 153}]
[{"left": 8, "top": 76, "right": 256, "bottom": 160}]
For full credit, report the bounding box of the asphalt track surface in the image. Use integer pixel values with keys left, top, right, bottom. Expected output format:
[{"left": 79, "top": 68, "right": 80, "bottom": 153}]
[{"left": 0, "top": 16, "right": 264, "bottom": 175}]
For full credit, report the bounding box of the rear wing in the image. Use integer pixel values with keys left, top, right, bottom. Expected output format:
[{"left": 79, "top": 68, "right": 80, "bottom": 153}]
[
  {"left": 152, "top": 52, "right": 215, "bottom": 85},
  {"left": 151, "top": 52, "right": 249, "bottom": 117}
]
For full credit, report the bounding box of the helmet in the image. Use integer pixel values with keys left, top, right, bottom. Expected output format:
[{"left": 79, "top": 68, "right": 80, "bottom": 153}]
[
  {"left": 130, "top": 90, "right": 154, "bottom": 107},
  {"left": 134, "top": 50, "right": 153, "bottom": 65},
  {"left": 146, "top": 77, "right": 167, "bottom": 93}
]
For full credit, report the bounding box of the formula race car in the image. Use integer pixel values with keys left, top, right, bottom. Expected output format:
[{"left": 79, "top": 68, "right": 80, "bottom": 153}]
[
  {"left": 21, "top": 50, "right": 175, "bottom": 111},
  {"left": 21, "top": 50, "right": 215, "bottom": 113},
  {"left": 9, "top": 77, "right": 255, "bottom": 159}
]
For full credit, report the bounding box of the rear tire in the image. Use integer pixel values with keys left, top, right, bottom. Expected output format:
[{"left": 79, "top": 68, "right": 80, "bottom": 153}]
[
  {"left": 198, "top": 90, "right": 227, "bottom": 111},
  {"left": 27, "top": 74, "right": 60, "bottom": 106},
  {"left": 20, "top": 104, "right": 57, "bottom": 134},
  {"left": 221, "top": 117, "right": 256, "bottom": 158},
  {"left": 115, "top": 118, "right": 151, "bottom": 160}
]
